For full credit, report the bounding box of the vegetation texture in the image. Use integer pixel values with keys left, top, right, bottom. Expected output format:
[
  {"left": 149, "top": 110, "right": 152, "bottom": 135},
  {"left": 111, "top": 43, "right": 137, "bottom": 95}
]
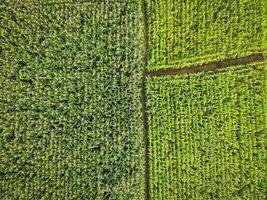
[
  {"left": 0, "top": 1, "right": 144, "bottom": 199},
  {"left": 146, "top": 63, "right": 266, "bottom": 199},
  {"left": 146, "top": 0, "right": 265, "bottom": 70}
]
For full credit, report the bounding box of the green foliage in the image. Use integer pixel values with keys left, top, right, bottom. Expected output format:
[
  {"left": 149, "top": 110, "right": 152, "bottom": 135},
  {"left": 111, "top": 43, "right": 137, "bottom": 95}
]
[
  {"left": 146, "top": 63, "right": 266, "bottom": 199},
  {"left": 0, "top": 1, "right": 144, "bottom": 199},
  {"left": 146, "top": 0, "right": 265, "bottom": 70}
]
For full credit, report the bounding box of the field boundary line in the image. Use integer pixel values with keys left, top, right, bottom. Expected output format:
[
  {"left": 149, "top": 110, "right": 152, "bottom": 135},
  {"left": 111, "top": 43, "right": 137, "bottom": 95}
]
[
  {"left": 146, "top": 54, "right": 265, "bottom": 77},
  {"left": 141, "top": 0, "right": 150, "bottom": 199}
]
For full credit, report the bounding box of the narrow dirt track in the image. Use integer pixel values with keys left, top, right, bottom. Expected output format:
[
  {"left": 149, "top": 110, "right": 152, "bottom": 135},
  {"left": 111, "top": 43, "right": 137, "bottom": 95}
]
[{"left": 146, "top": 54, "right": 265, "bottom": 77}]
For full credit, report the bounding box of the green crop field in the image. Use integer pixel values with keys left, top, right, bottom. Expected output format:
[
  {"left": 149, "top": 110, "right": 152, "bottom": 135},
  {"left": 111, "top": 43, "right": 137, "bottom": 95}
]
[
  {"left": 0, "top": 1, "right": 144, "bottom": 199},
  {"left": 1, "top": 0, "right": 266, "bottom": 199},
  {"left": 146, "top": 0, "right": 264, "bottom": 70},
  {"left": 146, "top": 62, "right": 266, "bottom": 199}
]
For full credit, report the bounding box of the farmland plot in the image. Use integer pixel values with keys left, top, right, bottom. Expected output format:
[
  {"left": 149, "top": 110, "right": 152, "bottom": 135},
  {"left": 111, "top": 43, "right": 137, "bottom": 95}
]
[
  {"left": 0, "top": 1, "right": 145, "bottom": 199},
  {"left": 146, "top": 0, "right": 264, "bottom": 70},
  {"left": 146, "top": 63, "right": 266, "bottom": 199}
]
